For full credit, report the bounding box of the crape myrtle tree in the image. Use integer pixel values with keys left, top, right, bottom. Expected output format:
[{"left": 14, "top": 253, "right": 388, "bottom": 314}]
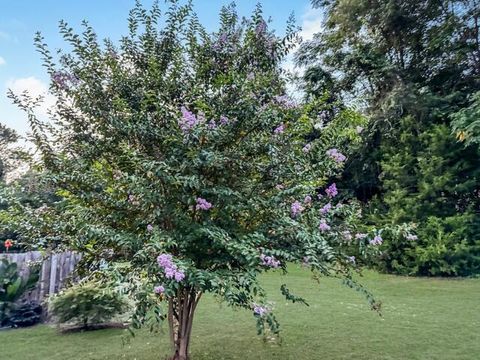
[{"left": 10, "top": 2, "right": 380, "bottom": 359}]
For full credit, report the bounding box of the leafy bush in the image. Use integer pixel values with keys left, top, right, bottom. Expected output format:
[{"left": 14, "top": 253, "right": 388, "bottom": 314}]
[
  {"left": 49, "top": 282, "right": 129, "bottom": 329},
  {"left": 375, "top": 216, "right": 480, "bottom": 276},
  {"left": 0, "top": 258, "right": 40, "bottom": 327}
]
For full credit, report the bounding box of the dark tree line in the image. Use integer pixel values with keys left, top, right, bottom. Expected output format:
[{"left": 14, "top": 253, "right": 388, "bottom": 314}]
[{"left": 299, "top": 0, "right": 480, "bottom": 275}]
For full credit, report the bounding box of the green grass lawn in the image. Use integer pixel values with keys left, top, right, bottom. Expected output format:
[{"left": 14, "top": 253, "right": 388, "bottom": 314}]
[{"left": 2, "top": 267, "right": 479, "bottom": 360}]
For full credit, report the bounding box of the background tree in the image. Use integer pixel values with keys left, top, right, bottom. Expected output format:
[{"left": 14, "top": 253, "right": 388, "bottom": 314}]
[
  {"left": 0, "top": 123, "right": 25, "bottom": 182},
  {"left": 298, "top": 0, "right": 480, "bottom": 275},
  {"left": 10, "top": 2, "right": 379, "bottom": 359}
]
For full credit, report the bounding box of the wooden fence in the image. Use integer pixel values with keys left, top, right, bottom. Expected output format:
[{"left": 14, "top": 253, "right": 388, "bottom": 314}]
[{"left": 0, "top": 251, "right": 82, "bottom": 304}]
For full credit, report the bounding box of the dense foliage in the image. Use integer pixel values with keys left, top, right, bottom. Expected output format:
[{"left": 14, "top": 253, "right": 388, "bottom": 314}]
[
  {"left": 0, "top": 258, "right": 40, "bottom": 327},
  {"left": 0, "top": 124, "right": 24, "bottom": 182},
  {"left": 0, "top": 171, "right": 60, "bottom": 252},
  {"left": 49, "top": 282, "right": 129, "bottom": 329},
  {"left": 9, "top": 2, "right": 380, "bottom": 358},
  {"left": 299, "top": 0, "right": 480, "bottom": 276}
]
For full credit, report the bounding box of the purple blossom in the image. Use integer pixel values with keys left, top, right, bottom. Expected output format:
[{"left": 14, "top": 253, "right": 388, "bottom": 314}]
[
  {"left": 260, "top": 254, "right": 281, "bottom": 268},
  {"left": 179, "top": 106, "right": 200, "bottom": 133},
  {"left": 255, "top": 19, "right": 267, "bottom": 36},
  {"left": 219, "top": 33, "right": 228, "bottom": 43},
  {"left": 157, "top": 254, "right": 173, "bottom": 268},
  {"left": 174, "top": 270, "right": 186, "bottom": 282},
  {"left": 304, "top": 195, "right": 312, "bottom": 205},
  {"left": 275, "top": 184, "right": 284, "bottom": 190},
  {"left": 274, "top": 123, "right": 285, "bottom": 135},
  {"left": 342, "top": 231, "right": 353, "bottom": 241},
  {"left": 355, "top": 233, "right": 367, "bottom": 240},
  {"left": 319, "top": 110, "right": 328, "bottom": 121},
  {"left": 302, "top": 143, "right": 312, "bottom": 153},
  {"left": 208, "top": 119, "right": 217, "bottom": 129},
  {"left": 274, "top": 95, "right": 296, "bottom": 109},
  {"left": 326, "top": 148, "right": 347, "bottom": 163},
  {"left": 369, "top": 235, "right": 383, "bottom": 246},
  {"left": 165, "top": 266, "right": 177, "bottom": 279},
  {"left": 157, "top": 254, "right": 186, "bottom": 283},
  {"left": 196, "top": 197, "right": 213, "bottom": 211},
  {"left": 253, "top": 304, "right": 269, "bottom": 317},
  {"left": 52, "top": 71, "right": 79, "bottom": 90},
  {"left": 147, "top": 224, "right": 154, "bottom": 232},
  {"left": 128, "top": 194, "right": 139, "bottom": 206},
  {"left": 219, "top": 115, "right": 229, "bottom": 125},
  {"left": 347, "top": 256, "right": 356, "bottom": 264},
  {"left": 325, "top": 183, "right": 338, "bottom": 198},
  {"left": 154, "top": 285, "right": 165, "bottom": 294},
  {"left": 406, "top": 234, "right": 418, "bottom": 241},
  {"left": 319, "top": 219, "right": 331, "bottom": 232},
  {"left": 291, "top": 200, "right": 303, "bottom": 217},
  {"left": 320, "top": 203, "right": 332, "bottom": 215}
]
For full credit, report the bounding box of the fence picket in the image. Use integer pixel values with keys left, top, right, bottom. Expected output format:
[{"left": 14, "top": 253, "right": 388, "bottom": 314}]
[{"left": 0, "top": 251, "right": 81, "bottom": 304}]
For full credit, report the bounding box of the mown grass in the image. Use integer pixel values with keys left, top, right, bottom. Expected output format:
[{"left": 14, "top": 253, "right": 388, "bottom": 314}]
[{"left": 2, "top": 267, "right": 479, "bottom": 359}]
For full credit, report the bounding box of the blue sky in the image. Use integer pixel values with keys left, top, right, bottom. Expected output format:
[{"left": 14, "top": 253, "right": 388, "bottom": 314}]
[{"left": 0, "top": 0, "right": 321, "bottom": 136}]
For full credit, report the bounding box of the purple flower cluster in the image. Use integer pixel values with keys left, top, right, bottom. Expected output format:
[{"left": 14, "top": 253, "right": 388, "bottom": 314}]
[
  {"left": 154, "top": 285, "right": 165, "bottom": 294},
  {"left": 347, "top": 256, "right": 356, "bottom": 264},
  {"left": 325, "top": 183, "right": 338, "bottom": 198},
  {"left": 304, "top": 195, "right": 312, "bottom": 204},
  {"left": 326, "top": 148, "right": 347, "bottom": 163},
  {"left": 369, "top": 235, "right": 383, "bottom": 246},
  {"left": 302, "top": 143, "right": 312, "bottom": 153},
  {"left": 196, "top": 197, "right": 212, "bottom": 211},
  {"left": 291, "top": 200, "right": 304, "bottom": 217},
  {"left": 274, "top": 95, "right": 297, "bottom": 109},
  {"left": 213, "top": 32, "right": 229, "bottom": 51},
  {"left": 219, "top": 115, "right": 229, "bottom": 125},
  {"left": 274, "top": 123, "right": 285, "bottom": 135},
  {"left": 319, "top": 219, "right": 331, "bottom": 232},
  {"left": 253, "top": 304, "right": 269, "bottom": 317},
  {"left": 260, "top": 254, "right": 281, "bottom": 268},
  {"left": 208, "top": 114, "right": 231, "bottom": 129},
  {"left": 355, "top": 233, "right": 367, "bottom": 239},
  {"left": 128, "top": 194, "right": 140, "bottom": 206},
  {"left": 52, "top": 71, "right": 79, "bottom": 90},
  {"left": 255, "top": 19, "right": 268, "bottom": 36},
  {"left": 147, "top": 224, "right": 154, "bottom": 232},
  {"left": 320, "top": 202, "right": 332, "bottom": 215},
  {"left": 179, "top": 107, "right": 204, "bottom": 133},
  {"left": 406, "top": 233, "right": 418, "bottom": 241},
  {"left": 157, "top": 254, "right": 185, "bottom": 282}
]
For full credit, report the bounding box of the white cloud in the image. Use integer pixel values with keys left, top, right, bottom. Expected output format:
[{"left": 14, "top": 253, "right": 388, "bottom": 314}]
[
  {"left": 6, "top": 76, "right": 55, "bottom": 116},
  {"left": 299, "top": 7, "right": 324, "bottom": 42},
  {"left": 282, "top": 5, "right": 324, "bottom": 97},
  {"left": 0, "top": 56, "right": 6, "bottom": 66}
]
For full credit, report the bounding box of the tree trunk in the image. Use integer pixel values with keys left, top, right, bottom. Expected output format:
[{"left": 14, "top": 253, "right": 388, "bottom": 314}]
[{"left": 167, "top": 287, "right": 201, "bottom": 360}]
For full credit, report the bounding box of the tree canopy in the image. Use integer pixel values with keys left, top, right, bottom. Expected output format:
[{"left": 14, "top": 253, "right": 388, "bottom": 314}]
[{"left": 7, "top": 2, "right": 380, "bottom": 359}]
